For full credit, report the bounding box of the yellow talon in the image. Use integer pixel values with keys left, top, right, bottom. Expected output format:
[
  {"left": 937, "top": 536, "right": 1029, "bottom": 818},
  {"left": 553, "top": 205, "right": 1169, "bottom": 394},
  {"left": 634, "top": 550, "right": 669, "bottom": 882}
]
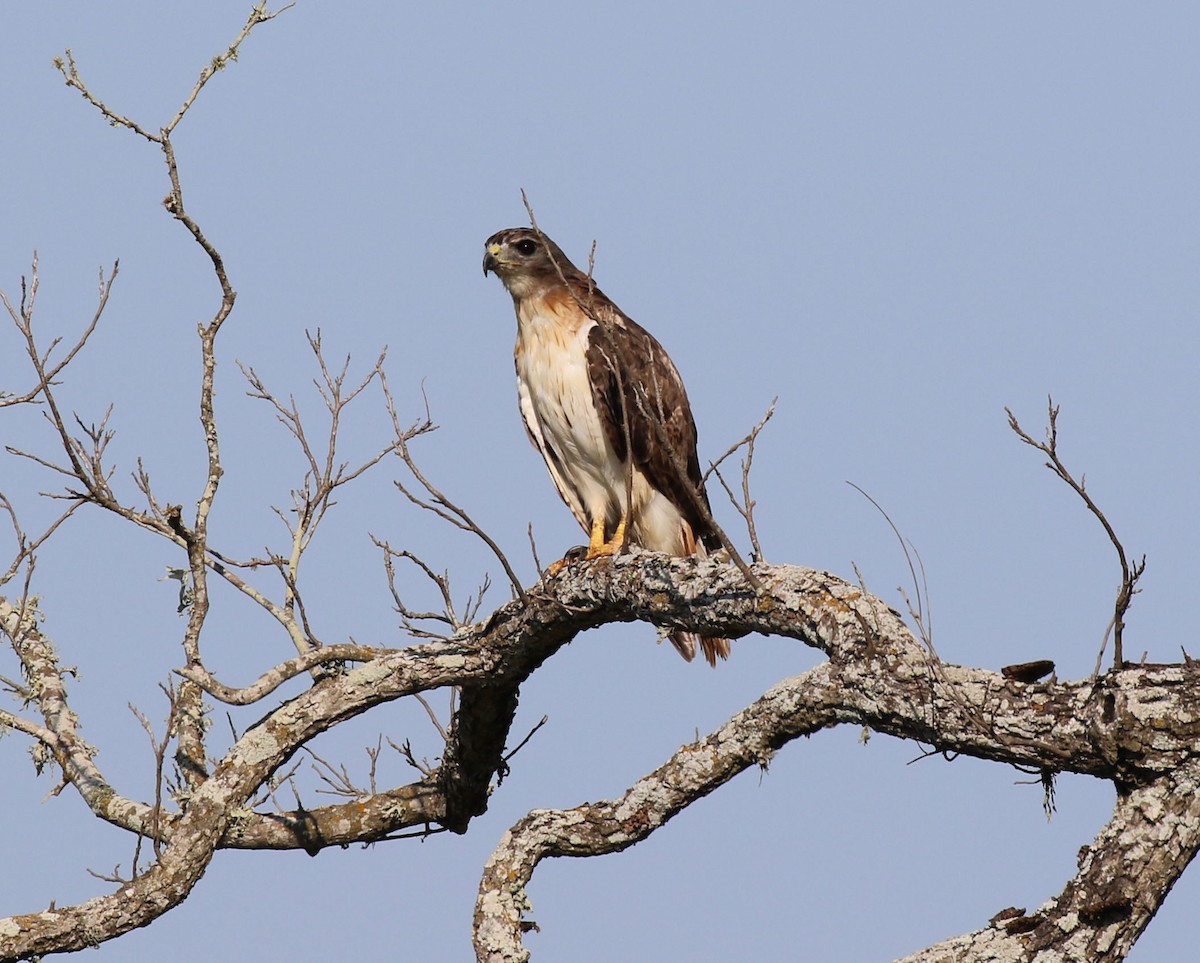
[{"left": 585, "top": 516, "right": 627, "bottom": 559}]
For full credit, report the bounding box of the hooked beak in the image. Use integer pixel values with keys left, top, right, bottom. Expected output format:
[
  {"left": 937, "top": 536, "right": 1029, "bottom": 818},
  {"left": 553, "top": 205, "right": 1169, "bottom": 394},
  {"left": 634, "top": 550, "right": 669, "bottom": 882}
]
[{"left": 482, "top": 243, "right": 503, "bottom": 277}]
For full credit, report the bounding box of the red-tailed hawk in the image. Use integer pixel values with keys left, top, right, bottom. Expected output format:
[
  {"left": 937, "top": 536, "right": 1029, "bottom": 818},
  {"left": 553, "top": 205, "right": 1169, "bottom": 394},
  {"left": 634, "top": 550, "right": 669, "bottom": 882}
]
[{"left": 483, "top": 227, "right": 730, "bottom": 666}]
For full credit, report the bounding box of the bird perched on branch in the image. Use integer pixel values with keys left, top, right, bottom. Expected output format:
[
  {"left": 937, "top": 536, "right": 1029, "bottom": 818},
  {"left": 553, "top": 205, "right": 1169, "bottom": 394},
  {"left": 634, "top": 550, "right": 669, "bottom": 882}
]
[{"left": 483, "top": 226, "right": 730, "bottom": 666}]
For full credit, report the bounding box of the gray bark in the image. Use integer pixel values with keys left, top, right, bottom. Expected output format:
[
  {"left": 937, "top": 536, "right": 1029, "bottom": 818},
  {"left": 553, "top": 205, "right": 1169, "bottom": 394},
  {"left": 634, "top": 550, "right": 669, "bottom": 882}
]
[{"left": 5, "top": 553, "right": 1197, "bottom": 961}]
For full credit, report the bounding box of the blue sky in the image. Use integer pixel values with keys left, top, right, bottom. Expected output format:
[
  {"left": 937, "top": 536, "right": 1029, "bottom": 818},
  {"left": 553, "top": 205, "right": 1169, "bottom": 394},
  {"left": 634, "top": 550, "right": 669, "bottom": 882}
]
[{"left": 1, "top": 3, "right": 1197, "bottom": 960}]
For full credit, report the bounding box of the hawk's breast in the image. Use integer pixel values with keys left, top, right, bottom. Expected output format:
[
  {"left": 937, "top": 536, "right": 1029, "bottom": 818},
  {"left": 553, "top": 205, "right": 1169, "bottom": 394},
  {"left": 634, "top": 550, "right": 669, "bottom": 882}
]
[{"left": 514, "top": 293, "right": 625, "bottom": 533}]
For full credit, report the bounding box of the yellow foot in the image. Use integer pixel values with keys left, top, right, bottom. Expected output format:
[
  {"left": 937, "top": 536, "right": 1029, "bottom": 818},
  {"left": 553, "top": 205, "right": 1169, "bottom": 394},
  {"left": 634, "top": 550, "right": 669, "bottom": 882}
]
[{"left": 585, "top": 517, "right": 627, "bottom": 560}]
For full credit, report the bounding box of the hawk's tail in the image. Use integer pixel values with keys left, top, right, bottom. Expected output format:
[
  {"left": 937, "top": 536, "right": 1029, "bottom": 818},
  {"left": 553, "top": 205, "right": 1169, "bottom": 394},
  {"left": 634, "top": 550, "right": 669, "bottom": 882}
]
[
  {"left": 669, "top": 630, "right": 731, "bottom": 667},
  {"left": 668, "top": 522, "right": 731, "bottom": 667}
]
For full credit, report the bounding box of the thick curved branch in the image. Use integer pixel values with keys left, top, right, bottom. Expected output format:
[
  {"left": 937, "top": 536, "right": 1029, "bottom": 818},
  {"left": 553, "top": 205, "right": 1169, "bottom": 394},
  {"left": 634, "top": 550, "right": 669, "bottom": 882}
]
[
  {"left": 474, "top": 665, "right": 837, "bottom": 961},
  {"left": 219, "top": 781, "right": 446, "bottom": 852},
  {"left": 470, "top": 554, "right": 1200, "bottom": 960},
  {"left": 177, "top": 642, "right": 388, "bottom": 704},
  {"left": 474, "top": 641, "right": 1200, "bottom": 961},
  {"left": 1, "top": 600, "right": 146, "bottom": 827},
  {"left": 4, "top": 553, "right": 1197, "bottom": 958}
]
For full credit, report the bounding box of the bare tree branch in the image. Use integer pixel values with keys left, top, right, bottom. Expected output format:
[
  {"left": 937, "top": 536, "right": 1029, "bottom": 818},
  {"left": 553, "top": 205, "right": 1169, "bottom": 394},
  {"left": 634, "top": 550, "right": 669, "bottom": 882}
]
[
  {"left": 176, "top": 642, "right": 387, "bottom": 705},
  {"left": 1007, "top": 398, "right": 1146, "bottom": 671},
  {"left": 707, "top": 397, "right": 776, "bottom": 562},
  {"left": 389, "top": 389, "right": 527, "bottom": 605},
  {"left": 2, "top": 521, "right": 1196, "bottom": 959},
  {"left": 0, "top": 255, "right": 116, "bottom": 410},
  {"left": 0, "top": 491, "right": 84, "bottom": 590},
  {"left": 469, "top": 554, "right": 1199, "bottom": 962}
]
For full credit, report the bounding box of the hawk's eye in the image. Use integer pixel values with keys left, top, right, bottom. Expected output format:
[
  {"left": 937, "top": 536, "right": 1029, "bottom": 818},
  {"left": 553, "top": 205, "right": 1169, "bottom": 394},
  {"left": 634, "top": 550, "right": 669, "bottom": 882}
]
[{"left": 514, "top": 239, "right": 538, "bottom": 256}]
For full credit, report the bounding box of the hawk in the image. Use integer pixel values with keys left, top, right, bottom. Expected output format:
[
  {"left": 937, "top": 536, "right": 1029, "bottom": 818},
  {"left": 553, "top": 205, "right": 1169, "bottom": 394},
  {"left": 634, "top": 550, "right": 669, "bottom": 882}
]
[{"left": 483, "top": 227, "right": 730, "bottom": 666}]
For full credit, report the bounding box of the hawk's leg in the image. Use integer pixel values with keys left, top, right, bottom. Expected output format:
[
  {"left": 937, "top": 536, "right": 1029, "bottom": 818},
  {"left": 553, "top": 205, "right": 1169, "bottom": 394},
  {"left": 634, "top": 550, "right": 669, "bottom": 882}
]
[{"left": 585, "top": 515, "right": 627, "bottom": 559}]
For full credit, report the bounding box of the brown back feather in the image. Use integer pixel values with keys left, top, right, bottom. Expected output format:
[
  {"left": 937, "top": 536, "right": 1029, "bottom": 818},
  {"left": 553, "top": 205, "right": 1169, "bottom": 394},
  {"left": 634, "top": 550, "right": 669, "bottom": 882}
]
[{"left": 575, "top": 276, "right": 720, "bottom": 553}]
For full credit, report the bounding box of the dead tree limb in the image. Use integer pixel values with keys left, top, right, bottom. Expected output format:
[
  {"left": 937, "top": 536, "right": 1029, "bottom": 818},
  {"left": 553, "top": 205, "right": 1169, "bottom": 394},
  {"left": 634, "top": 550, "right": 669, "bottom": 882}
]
[{"left": 1007, "top": 398, "right": 1146, "bottom": 671}]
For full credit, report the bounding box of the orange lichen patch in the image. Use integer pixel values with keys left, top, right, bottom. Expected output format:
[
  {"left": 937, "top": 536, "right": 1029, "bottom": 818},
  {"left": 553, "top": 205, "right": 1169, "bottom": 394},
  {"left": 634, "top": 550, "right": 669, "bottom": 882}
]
[
  {"left": 622, "top": 809, "right": 651, "bottom": 833},
  {"left": 812, "top": 592, "right": 861, "bottom": 615},
  {"left": 9, "top": 911, "right": 60, "bottom": 933}
]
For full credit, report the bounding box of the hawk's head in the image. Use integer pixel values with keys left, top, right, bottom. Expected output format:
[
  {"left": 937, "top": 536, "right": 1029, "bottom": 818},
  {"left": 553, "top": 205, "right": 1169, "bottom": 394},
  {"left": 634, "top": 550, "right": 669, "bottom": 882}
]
[{"left": 483, "top": 228, "right": 578, "bottom": 299}]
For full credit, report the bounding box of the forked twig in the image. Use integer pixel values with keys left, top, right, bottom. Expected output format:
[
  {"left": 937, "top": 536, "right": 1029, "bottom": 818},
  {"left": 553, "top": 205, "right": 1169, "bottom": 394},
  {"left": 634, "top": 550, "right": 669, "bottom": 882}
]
[
  {"left": 707, "top": 398, "right": 776, "bottom": 562},
  {"left": 373, "top": 535, "right": 486, "bottom": 639},
  {"left": 377, "top": 372, "right": 525, "bottom": 604},
  {"left": 306, "top": 747, "right": 369, "bottom": 799},
  {"left": 1006, "top": 398, "right": 1145, "bottom": 672},
  {"left": 54, "top": 3, "right": 295, "bottom": 143},
  {"left": 0, "top": 492, "right": 84, "bottom": 590},
  {"left": 0, "top": 256, "right": 117, "bottom": 410}
]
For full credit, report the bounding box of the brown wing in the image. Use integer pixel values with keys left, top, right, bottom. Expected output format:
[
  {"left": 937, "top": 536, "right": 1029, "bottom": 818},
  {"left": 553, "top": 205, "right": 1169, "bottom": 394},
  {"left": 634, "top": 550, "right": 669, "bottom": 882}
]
[{"left": 576, "top": 277, "right": 720, "bottom": 553}]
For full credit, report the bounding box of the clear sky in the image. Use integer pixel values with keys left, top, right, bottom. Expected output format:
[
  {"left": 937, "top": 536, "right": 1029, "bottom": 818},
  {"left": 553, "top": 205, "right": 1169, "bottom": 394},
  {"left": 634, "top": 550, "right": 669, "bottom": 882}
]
[{"left": 1, "top": 3, "right": 1197, "bottom": 960}]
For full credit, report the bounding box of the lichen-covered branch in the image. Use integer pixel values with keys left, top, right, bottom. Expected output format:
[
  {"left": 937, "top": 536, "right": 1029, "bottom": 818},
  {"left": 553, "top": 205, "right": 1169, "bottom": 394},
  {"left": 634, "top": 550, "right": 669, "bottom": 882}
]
[
  {"left": 468, "top": 555, "right": 1200, "bottom": 961},
  {"left": 474, "top": 665, "right": 837, "bottom": 962},
  {"left": 4, "top": 540, "right": 1200, "bottom": 958},
  {"left": 900, "top": 761, "right": 1200, "bottom": 962},
  {"left": 177, "top": 643, "right": 389, "bottom": 705}
]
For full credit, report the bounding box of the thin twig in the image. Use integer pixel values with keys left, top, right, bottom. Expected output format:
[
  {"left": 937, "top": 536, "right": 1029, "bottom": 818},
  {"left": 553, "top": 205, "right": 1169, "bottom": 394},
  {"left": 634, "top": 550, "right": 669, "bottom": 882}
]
[
  {"left": 393, "top": 433, "right": 527, "bottom": 604},
  {"left": 707, "top": 398, "right": 776, "bottom": 562},
  {"left": 413, "top": 692, "right": 451, "bottom": 742},
  {"left": 1006, "top": 398, "right": 1145, "bottom": 672},
  {"left": 0, "top": 256, "right": 118, "bottom": 409},
  {"left": 847, "top": 482, "right": 934, "bottom": 655}
]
